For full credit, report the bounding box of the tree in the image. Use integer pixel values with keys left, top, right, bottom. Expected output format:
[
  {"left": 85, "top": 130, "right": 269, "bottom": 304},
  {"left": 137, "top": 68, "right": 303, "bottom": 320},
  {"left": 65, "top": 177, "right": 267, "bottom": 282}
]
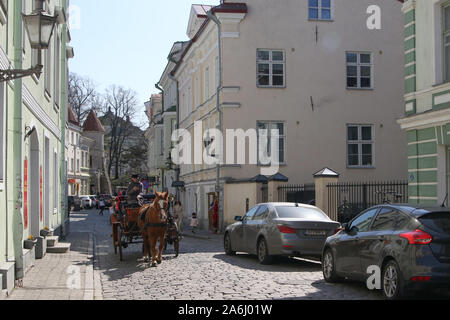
[
  {"left": 68, "top": 73, "right": 102, "bottom": 124},
  {"left": 101, "top": 86, "right": 140, "bottom": 180}
]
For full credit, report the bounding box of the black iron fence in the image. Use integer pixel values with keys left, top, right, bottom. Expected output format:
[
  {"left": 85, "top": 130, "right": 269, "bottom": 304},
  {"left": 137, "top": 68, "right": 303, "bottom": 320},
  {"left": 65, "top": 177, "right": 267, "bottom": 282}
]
[
  {"left": 327, "top": 181, "right": 408, "bottom": 223},
  {"left": 278, "top": 184, "right": 316, "bottom": 204}
]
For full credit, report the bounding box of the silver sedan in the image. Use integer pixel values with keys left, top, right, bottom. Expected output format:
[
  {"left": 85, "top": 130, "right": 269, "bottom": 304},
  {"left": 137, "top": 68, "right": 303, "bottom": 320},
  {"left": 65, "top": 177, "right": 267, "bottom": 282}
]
[{"left": 224, "top": 203, "right": 341, "bottom": 264}]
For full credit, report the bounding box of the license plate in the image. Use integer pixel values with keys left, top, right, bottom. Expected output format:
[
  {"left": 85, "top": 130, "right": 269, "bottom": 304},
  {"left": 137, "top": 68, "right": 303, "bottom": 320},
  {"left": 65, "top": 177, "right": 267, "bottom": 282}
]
[{"left": 305, "top": 230, "right": 327, "bottom": 236}]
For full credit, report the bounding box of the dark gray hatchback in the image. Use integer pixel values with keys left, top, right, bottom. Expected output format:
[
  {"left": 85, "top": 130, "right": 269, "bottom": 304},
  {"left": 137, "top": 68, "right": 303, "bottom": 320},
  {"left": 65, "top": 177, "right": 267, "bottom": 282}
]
[{"left": 322, "top": 204, "right": 450, "bottom": 299}]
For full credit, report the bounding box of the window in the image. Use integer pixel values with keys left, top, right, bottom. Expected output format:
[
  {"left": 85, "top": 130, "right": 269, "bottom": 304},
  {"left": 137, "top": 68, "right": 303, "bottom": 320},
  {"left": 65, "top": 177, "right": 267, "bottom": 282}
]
[
  {"left": 276, "top": 206, "right": 329, "bottom": 220},
  {"left": 347, "top": 125, "right": 374, "bottom": 168},
  {"left": 0, "top": 0, "right": 7, "bottom": 25},
  {"left": 53, "top": 152, "right": 58, "bottom": 211},
  {"left": 257, "top": 50, "right": 285, "bottom": 87},
  {"left": 160, "top": 128, "right": 164, "bottom": 156},
  {"left": 0, "top": 83, "right": 4, "bottom": 183},
  {"left": 77, "top": 159, "right": 80, "bottom": 172},
  {"left": 254, "top": 205, "right": 269, "bottom": 220},
  {"left": 444, "top": 3, "right": 450, "bottom": 82},
  {"left": 346, "top": 52, "right": 373, "bottom": 89},
  {"left": 371, "top": 208, "right": 398, "bottom": 231},
  {"left": 45, "top": 34, "right": 52, "bottom": 95},
  {"left": 243, "top": 206, "right": 259, "bottom": 222},
  {"left": 349, "top": 208, "right": 378, "bottom": 233},
  {"left": 204, "top": 66, "right": 210, "bottom": 101},
  {"left": 54, "top": 33, "right": 61, "bottom": 109},
  {"left": 71, "top": 159, "right": 74, "bottom": 172},
  {"left": 257, "top": 122, "right": 285, "bottom": 164},
  {"left": 309, "top": 0, "right": 332, "bottom": 21}
]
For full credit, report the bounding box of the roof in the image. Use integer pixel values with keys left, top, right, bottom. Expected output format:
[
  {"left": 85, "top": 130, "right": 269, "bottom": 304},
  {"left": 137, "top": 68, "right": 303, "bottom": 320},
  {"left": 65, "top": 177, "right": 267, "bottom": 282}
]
[
  {"left": 171, "top": 2, "right": 248, "bottom": 77},
  {"left": 192, "top": 4, "right": 213, "bottom": 18},
  {"left": 68, "top": 105, "right": 80, "bottom": 126},
  {"left": 366, "top": 204, "right": 450, "bottom": 217},
  {"left": 83, "top": 110, "right": 105, "bottom": 133}
]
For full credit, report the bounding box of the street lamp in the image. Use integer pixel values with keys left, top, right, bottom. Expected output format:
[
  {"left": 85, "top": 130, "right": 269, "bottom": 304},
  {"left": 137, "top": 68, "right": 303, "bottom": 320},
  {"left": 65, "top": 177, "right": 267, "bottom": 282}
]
[{"left": 0, "top": 0, "right": 57, "bottom": 82}]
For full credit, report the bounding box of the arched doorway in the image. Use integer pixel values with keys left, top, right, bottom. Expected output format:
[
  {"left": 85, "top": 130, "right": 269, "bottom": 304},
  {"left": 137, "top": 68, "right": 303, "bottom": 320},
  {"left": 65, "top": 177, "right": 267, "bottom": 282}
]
[{"left": 29, "top": 129, "right": 40, "bottom": 238}]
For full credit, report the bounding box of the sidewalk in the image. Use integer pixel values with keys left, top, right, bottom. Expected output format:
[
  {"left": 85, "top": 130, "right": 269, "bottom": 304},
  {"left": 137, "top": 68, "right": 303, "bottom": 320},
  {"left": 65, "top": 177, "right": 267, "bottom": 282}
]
[{"left": 7, "top": 232, "right": 102, "bottom": 301}]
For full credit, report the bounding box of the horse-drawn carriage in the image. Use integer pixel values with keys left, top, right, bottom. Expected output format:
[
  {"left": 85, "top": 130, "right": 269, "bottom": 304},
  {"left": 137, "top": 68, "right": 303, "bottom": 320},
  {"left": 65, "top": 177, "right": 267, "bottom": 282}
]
[{"left": 111, "top": 194, "right": 181, "bottom": 262}]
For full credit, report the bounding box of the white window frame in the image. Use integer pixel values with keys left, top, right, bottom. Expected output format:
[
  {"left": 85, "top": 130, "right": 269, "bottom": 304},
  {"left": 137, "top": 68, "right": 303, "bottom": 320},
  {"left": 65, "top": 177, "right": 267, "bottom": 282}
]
[
  {"left": 0, "top": 82, "right": 4, "bottom": 189},
  {"left": 257, "top": 121, "right": 286, "bottom": 166},
  {"left": 308, "top": 0, "right": 334, "bottom": 21},
  {"left": 346, "top": 52, "right": 374, "bottom": 90},
  {"left": 443, "top": 2, "right": 450, "bottom": 82},
  {"left": 257, "top": 50, "right": 286, "bottom": 88},
  {"left": 347, "top": 124, "right": 375, "bottom": 169},
  {"left": 204, "top": 66, "right": 210, "bottom": 101}
]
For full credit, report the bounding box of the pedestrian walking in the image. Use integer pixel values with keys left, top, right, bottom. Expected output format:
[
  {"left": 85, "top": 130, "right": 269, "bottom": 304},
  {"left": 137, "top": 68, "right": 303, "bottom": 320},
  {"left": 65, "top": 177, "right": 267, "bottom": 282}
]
[
  {"left": 99, "top": 199, "right": 106, "bottom": 216},
  {"left": 190, "top": 212, "right": 198, "bottom": 234},
  {"left": 174, "top": 200, "right": 184, "bottom": 232}
]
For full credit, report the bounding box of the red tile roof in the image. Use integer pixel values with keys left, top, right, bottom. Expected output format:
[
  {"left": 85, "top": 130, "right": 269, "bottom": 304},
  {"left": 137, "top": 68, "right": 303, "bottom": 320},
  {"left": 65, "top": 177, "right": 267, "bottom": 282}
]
[
  {"left": 83, "top": 110, "right": 105, "bottom": 133},
  {"left": 68, "top": 105, "right": 80, "bottom": 126}
]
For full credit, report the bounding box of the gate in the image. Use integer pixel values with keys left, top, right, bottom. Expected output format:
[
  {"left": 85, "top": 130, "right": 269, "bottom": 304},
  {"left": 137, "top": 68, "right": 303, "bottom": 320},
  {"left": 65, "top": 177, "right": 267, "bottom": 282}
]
[
  {"left": 278, "top": 184, "right": 315, "bottom": 204},
  {"left": 327, "top": 181, "right": 408, "bottom": 223}
]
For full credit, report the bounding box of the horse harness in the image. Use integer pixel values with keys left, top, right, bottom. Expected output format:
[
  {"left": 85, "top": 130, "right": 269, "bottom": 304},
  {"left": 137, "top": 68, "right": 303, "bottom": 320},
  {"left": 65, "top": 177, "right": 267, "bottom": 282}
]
[{"left": 140, "top": 204, "right": 169, "bottom": 229}]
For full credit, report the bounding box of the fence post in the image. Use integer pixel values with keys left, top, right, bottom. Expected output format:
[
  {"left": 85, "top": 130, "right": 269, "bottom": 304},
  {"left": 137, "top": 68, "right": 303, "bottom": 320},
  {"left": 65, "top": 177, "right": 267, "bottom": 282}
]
[
  {"left": 314, "top": 168, "right": 340, "bottom": 219},
  {"left": 268, "top": 173, "right": 289, "bottom": 202}
]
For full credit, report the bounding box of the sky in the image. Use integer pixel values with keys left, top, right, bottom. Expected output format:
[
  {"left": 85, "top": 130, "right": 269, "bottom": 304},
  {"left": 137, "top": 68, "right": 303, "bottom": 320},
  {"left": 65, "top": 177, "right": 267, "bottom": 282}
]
[{"left": 69, "top": 0, "right": 221, "bottom": 124}]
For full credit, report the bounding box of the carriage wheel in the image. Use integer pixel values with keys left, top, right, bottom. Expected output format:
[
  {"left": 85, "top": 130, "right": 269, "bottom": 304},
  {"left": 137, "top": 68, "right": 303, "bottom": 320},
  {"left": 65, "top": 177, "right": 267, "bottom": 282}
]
[
  {"left": 174, "top": 239, "right": 179, "bottom": 258},
  {"left": 118, "top": 228, "right": 124, "bottom": 262},
  {"left": 112, "top": 224, "right": 118, "bottom": 255}
]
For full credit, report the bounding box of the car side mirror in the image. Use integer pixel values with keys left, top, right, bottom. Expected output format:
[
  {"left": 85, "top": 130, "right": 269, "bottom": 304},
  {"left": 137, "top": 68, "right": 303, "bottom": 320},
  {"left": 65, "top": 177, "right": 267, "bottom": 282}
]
[{"left": 234, "top": 216, "right": 243, "bottom": 222}]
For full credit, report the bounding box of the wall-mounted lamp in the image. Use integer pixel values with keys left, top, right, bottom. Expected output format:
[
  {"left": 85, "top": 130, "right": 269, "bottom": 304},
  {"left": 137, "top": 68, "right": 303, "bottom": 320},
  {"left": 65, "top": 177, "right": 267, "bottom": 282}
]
[
  {"left": 0, "top": 0, "right": 57, "bottom": 82},
  {"left": 24, "top": 126, "right": 36, "bottom": 141}
]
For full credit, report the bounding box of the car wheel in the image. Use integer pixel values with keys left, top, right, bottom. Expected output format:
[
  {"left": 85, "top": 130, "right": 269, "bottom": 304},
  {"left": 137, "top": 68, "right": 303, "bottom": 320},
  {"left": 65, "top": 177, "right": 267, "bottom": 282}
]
[
  {"left": 257, "top": 238, "right": 274, "bottom": 265},
  {"left": 224, "top": 233, "right": 236, "bottom": 256},
  {"left": 382, "top": 260, "right": 404, "bottom": 300},
  {"left": 322, "top": 249, "right": 343, "bottom": 283}
]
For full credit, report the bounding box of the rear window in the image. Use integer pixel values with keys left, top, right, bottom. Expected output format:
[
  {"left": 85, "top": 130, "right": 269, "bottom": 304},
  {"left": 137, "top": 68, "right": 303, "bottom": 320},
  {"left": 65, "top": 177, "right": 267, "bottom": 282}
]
[
  {"left": 419, "top": 212, "right": 450, "bottom": 233},
  {"left": 275, "top": 206, "right": 329, "bottom": 220}
]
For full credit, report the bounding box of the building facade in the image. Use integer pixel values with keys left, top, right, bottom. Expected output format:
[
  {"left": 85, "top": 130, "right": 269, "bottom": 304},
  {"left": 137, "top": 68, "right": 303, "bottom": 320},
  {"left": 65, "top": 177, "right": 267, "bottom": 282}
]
[
  {"left": 166, "top": 0, "right": 408, "bottom": 230},
  {"left": 0, "top": 0, "right": 72, "bottom": 293},
  {"left": 398, "top": 0, "right": 450, "bottom": 206},
  {"left": 67, "top": 106, "right": 92, "bottom": 196}
]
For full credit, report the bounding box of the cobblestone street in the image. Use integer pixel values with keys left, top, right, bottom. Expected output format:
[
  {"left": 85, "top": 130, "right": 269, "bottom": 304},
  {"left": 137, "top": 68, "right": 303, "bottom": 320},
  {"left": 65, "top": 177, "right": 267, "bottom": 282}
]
[{"left": 80, "top": 209, "right": 382, "bottom": 300}]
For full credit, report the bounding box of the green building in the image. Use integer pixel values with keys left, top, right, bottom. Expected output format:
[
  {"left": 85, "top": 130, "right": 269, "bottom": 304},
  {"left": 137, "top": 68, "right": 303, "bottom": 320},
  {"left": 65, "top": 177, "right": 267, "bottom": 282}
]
[
  {"left": 0, "top": 0, "right": 72, "bottom": 296},
  {"left": 399, "top": 0, "right": 450, "bottom": 206}
]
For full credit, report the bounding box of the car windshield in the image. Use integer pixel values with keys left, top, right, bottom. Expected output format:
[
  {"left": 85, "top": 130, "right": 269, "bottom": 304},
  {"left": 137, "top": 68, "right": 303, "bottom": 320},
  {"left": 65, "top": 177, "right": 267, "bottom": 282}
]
[{"left": 275, "top": 206, "right": 329, "bottom": 220}]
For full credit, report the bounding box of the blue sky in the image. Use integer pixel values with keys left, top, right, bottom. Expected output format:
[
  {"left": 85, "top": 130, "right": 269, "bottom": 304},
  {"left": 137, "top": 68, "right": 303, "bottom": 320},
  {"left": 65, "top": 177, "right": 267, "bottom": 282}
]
[{"left": 69, "top": 0, "right": 221, "bottom": 120}]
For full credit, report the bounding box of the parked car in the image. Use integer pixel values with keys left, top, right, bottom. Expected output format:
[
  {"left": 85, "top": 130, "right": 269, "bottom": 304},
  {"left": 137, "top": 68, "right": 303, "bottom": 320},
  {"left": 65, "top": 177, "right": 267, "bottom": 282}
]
[
  {"left": 80, "top": 196, "right": 93, "bottom": 209},
  {"left": 322, "top": 204, "right": 450, "bottom": 300},
  {"left": 224, "top": 203, "right": 341, "bottom": 265},
  {"left": 68, "top": 196, "right": 81, "bottom": 212}
]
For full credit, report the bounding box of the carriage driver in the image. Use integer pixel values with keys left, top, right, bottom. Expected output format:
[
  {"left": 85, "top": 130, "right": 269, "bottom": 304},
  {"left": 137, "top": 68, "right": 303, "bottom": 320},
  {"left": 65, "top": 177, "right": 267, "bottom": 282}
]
[{"left": 127, "top": 174, "right": 143, "bottom": 207}]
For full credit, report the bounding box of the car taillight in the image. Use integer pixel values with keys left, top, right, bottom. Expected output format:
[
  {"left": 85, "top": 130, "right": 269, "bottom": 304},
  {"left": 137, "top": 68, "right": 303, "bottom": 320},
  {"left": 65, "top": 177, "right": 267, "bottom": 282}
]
[
  {"left": 334, "top": 228, "right": 343, "bottom": 235},
  {"left": 399, "top": 229, "right": 433, "bottom": 245},
  {"left": 411, "top": 276, "right": 431, "bottom": 282},
  {"left": 278, "top": 225, "right": 297, "bottom": 234}
]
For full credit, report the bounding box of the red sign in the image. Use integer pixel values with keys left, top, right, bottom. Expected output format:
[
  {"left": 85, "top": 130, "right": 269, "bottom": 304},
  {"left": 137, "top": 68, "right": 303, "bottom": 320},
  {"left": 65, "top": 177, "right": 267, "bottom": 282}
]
[
  {"left": 24, "top": 159, "right": 28, "bottom": 230},
  {"left": 40, "top": 166, "right": 43, "bottom": 222}
]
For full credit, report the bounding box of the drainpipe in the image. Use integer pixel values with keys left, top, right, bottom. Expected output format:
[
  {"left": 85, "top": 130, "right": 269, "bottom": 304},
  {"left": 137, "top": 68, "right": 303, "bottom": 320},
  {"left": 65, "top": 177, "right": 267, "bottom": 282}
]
[
  {"left": 207, "top": 9, "right": 224, "bottom": 232},
  {"left": 168, "top": 48, "right": 182, "bottom": 199},
  {"left": 12, "top": 0, "right": 24, "bottom": 280}
]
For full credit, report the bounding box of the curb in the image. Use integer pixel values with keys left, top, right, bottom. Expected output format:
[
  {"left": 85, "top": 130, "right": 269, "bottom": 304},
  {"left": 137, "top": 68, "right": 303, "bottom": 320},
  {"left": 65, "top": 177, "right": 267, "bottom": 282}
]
[{"left": 181, "top": 232, "right": 223, "bottom": 241}]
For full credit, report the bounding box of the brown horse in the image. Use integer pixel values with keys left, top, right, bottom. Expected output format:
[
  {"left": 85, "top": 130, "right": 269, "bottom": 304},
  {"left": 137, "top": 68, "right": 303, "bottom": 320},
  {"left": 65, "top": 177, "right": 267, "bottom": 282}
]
[{"left": 138, "top": 192, "right": 169, "bottom": 267}]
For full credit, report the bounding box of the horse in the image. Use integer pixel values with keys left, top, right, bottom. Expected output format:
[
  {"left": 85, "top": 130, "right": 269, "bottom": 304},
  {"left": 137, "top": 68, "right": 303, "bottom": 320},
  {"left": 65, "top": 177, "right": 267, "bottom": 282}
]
[{"left": 138, "top": 191, "right": 169, "bottom": 267}]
